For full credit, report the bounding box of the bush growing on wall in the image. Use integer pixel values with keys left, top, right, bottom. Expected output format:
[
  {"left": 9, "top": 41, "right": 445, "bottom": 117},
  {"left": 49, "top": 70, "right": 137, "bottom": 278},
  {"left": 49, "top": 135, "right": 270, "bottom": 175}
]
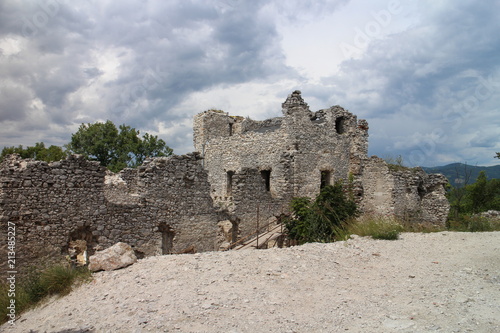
[{"left": 285, "top": 182, "right": 358, "bottom": 244}]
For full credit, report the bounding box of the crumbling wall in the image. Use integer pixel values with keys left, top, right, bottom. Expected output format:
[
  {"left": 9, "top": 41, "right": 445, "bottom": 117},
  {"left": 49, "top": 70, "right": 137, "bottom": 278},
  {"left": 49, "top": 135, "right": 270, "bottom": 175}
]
[
  {"left": 193, "top": 91, "right": 371, "bottom": 239},
  {"left": 0, "top": 153, "right": 221, "bottom": 277},
  {"left": 0, "top": 91, "right": 452, "bottom": 276},
  {"left": 194, "top": 91, "right": 449, "bottom": 233},
  {"left": 360, "top": 157, "right": 449, "bottom": 225},
  {"left": 0, "top": 155, "right": 107, "bottom": 276}
]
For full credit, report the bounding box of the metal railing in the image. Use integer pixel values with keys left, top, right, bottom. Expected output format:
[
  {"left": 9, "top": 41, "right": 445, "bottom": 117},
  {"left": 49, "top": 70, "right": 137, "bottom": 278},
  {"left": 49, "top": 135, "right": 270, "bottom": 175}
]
[{"left": 222, "top": 219, "right": 285, "bottom": 251}]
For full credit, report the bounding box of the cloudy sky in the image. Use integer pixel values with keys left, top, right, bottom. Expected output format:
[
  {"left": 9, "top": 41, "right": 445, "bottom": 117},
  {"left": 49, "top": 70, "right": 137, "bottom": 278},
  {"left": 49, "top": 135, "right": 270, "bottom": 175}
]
[{"left": 1, "top": 0, "right": 499, "bottom": 167}]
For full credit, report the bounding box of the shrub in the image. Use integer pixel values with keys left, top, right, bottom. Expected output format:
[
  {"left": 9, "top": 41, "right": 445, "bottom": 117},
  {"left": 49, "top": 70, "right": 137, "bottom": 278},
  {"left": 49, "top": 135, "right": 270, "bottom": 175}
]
[
  {"left": 285, "top": 183, "right": 358, "bottom": 244},
  {"left": 1, "top": 264, "right": 91, "bottom": 324},
  {"left": 447, "top": 215, "right": 500, "bottom": 232}
]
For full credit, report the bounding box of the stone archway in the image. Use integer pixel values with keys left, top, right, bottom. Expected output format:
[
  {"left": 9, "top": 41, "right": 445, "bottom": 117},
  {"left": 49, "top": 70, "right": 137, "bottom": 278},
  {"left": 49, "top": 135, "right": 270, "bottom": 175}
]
[{"left": 64, "top": 226, "right": 97, "bottom": 266}]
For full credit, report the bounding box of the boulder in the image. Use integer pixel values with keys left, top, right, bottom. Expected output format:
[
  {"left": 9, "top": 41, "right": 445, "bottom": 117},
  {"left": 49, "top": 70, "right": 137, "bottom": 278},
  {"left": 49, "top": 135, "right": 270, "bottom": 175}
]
[{"left": 88, "top": 242, "right": 137, "bottom": 272}]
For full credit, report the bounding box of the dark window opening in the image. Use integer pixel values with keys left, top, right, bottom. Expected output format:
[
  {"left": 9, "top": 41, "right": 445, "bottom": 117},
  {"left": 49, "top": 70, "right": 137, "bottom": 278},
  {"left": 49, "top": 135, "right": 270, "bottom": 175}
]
[
  {"left": 320, "top": 171, "right": 332, "bottom": 188},
  {"left": 226, "top": 171, "right": 234, "bottom": 196},
  {"left": 158, "top": 223, "right": 175, "bottom": 255},
  {"left": 229, "top": 123, "right": 233, "bottom": 136},
  {"left": 230, "top": 219, "right": 239, "bottom": 243},
  {"left": 417, "top": 184, "right": 426, "bottom": 199},
  {"left": 335, "top": 116, "right": 346, "bottom": 134},
  {"left": 261, "top": 170, "right": 271, "bottom": 191}
]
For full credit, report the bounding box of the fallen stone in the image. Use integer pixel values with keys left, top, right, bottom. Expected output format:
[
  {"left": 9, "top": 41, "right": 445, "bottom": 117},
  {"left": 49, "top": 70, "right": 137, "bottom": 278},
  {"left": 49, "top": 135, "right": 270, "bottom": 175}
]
[{"left": 88, "top": 242, "right": 137, "bottom": 272}]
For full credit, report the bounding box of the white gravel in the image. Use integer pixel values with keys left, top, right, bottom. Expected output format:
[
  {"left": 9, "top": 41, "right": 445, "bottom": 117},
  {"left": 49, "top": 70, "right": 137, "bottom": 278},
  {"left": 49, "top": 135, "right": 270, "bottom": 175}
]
[{"left": 3, "top": 231, "right": 499, "bottom": 333}]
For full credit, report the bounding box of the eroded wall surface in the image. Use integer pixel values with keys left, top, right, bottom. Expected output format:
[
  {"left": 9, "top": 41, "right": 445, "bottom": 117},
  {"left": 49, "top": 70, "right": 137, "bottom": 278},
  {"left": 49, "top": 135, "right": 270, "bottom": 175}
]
[
  {"left": 0, "top": 91, "right": 451, "bottom": 277},
  {"left": 193, "top": 91, "right": 371, "bottom": 234},
  {"left": 0, "top": 153, "right": 221, "bottom": 276},
  {"left": 361, "top": 157, "right": 450, "bottom": 224},
  {"left": 194, "top": 91, "right": 449, "bottom": 230}
]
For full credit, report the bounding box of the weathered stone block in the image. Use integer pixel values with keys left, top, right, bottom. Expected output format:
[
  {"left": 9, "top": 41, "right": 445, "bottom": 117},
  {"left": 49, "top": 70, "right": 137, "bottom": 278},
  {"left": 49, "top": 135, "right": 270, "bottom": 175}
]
[{"left": 88, "top": 242, "right": 137, "bottom": 272}]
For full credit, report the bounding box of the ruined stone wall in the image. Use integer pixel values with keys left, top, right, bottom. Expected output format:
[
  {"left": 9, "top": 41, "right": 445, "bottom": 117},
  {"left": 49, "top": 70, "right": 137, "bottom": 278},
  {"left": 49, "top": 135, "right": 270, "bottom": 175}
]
[
  {"left": 0, "top": 153, "right": 221, "bottom": 277},
  {"left": 360, "top": 157, "right": 449, "bottom": 225},
  {"left": 194, "top": 91, "right": 449, "bottom": 231},
  {"left": 359, "top": 157, "right": 396, "bottom": 216},
  {"left": 0, "top": 91, "right": 452, "bottom": 277},
  {"left": 193, "top": 91, "right": 370, "bottom": 235},
  {"left": 0, "top": 155, "right": 106, "bottom": 276}
]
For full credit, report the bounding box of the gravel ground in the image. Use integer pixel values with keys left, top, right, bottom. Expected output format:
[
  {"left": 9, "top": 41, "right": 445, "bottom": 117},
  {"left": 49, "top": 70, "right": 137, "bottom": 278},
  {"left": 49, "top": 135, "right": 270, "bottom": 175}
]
[{"left": 2, "top": 231, "right": 499, "bottom": 333}]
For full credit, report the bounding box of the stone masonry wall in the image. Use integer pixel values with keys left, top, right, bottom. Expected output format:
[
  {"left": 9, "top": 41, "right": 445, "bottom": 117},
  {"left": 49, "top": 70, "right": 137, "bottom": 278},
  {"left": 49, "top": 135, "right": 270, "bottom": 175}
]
[
  {"left": 194, "top": 91, "right": 450, "bottom": 231},
  {"left": 0, "top": 153, "right": 221, "bottom": 277},
  {"left": 193, "top": 91, "right": 371, "bottom": 235},
  {"left": 0, "top": 91, "right": 452, "bottom": 277},
  {"left": 360, "top": 157, "right": 449, "bottom": 225}
]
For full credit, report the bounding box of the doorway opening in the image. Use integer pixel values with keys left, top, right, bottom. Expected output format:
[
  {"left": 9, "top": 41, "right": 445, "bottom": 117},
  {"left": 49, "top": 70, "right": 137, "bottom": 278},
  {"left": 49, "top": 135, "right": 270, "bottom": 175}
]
[{"left": 158, "top": 223, "right": 175, "bottom": 255}]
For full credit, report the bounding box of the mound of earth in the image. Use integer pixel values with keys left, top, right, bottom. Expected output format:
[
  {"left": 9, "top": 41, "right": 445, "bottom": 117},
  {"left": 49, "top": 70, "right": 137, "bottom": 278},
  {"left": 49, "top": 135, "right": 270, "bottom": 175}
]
[{"left": 4, "top": 232, "right": 499, "bottom": 332}]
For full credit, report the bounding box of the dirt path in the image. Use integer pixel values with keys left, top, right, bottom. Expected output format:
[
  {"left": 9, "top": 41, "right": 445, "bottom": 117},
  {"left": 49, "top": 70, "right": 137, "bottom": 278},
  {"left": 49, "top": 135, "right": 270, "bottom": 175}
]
[{"left": 3, "top": 232, "right": 500, "bottom": 333}]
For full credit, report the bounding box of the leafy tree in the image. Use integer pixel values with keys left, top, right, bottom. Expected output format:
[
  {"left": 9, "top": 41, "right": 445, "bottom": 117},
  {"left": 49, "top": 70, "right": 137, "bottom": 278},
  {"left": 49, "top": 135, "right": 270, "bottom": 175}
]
[
  {"left": 446, "top": 163, "right": 473, "bottom": 219},
  {"left": 285, "top": 182, "right": 358, "bottom": 244},
  {"left": 1, "top": 142, "right": 67, "bottom": 163},
  {"left": 464, "top": 171, "right": 500, "bottom": 213},
  {"left": 67, "top": 120, "right": 172, "bottom": 172},
  {"left": 496, "top": 152, "right": 500, "bottom": 159},
  {"left": 134, "top": 133, "right": 173, "bottom": 167}
]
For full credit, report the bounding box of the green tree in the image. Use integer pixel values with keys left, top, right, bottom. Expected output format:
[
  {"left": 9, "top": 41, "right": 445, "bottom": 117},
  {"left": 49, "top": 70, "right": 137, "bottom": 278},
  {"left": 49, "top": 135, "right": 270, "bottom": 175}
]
[
  {"left": 134, "top": 133, "right": 173, "bottom": 168},
  {"left": 447, "top": 163, "right": 473, "bottom": 219},
  {"left": 67, "top": 120, "right": 172, "bottom": 172},
  {"left": 285, "top": 182, "right": 358, "bottom": 244},
  {"left": 467, "top": 171, "right": 490, "bottom": 213},
  {"left": 1, "top": 142, "right": 67, "bottom": 163},
  {"left": 495, "top": 152, "right": 499, "bottom": 159},
  {"left": 464, "top": 171, "right": 500, "bottom": 213}
]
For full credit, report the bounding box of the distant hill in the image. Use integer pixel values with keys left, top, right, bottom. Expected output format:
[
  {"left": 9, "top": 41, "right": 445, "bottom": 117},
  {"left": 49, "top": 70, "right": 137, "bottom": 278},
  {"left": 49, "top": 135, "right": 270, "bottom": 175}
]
[{"left": 422, "top": 163, "right": 500, "bottom": 187}]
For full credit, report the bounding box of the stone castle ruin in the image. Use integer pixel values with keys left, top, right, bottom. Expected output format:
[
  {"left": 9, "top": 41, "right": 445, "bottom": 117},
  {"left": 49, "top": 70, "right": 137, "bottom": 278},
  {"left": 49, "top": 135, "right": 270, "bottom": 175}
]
[{"left": 0, "top": 91, "right": 449, "bottom": 275}]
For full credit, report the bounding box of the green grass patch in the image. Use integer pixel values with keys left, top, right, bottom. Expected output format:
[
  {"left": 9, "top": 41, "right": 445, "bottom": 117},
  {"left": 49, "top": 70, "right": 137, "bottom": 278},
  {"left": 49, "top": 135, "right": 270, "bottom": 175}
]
[
  {"left": 447, "top": 215, "right": 500, "bottom": 232},
  {"left": 400, "top": 220, "right": 444, "bottom": 233},
  {"left": 347, "top": 215, "right": 404, "bottom": 240},
  {"left": 1, "top": 264, "right": 92, "bottom": 325}
]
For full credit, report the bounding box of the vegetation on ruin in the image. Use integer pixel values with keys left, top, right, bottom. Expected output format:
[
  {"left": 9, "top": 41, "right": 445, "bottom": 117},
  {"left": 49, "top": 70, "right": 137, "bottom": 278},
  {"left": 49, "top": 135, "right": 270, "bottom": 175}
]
[
  {"left": 1, "top": 264, "right": 92, "bottom": 325},
  {"left": 384, "top": 154, "right": 416, "bottom": 172},
  {"left": 207, "top": 108, "right": 225, "bottom": 113},
  {"left": 285, "top": 182, "right": 358, "bottom": 244}
]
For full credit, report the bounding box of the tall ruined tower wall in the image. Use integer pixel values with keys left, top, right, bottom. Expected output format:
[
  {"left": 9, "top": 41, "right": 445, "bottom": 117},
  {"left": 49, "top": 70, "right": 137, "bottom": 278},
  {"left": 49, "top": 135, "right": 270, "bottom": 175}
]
[{"left": 193, "top": 91, "right": 371, "bottom": 234}]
